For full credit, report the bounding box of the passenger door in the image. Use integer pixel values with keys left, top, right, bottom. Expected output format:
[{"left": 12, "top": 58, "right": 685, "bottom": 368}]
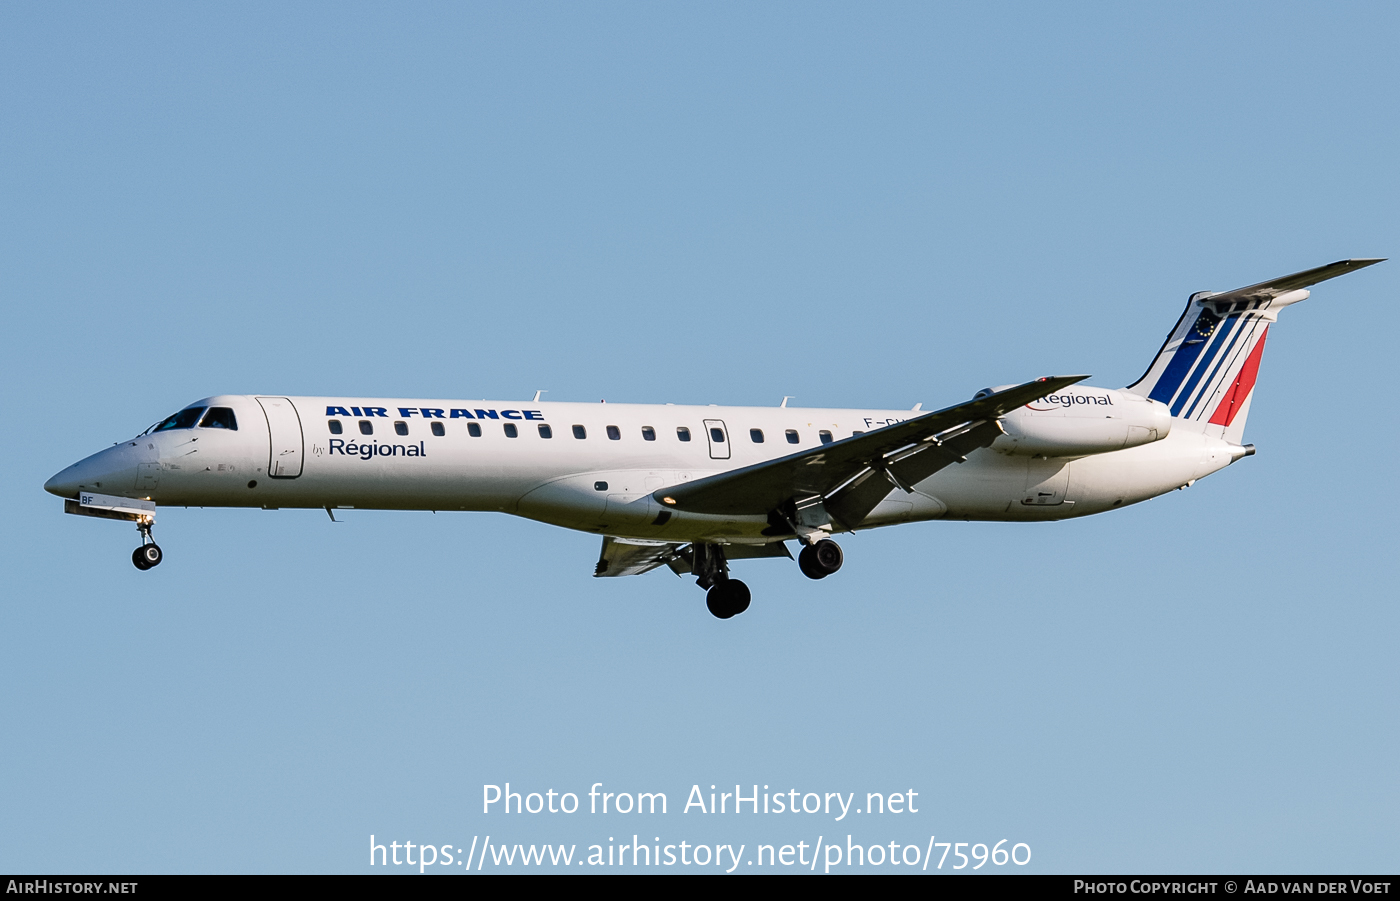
[
  {"left": 703, "top": 419, "right": 730, "bottom": 460},
  {"left": 255, "top": 397, "right": 304, "bottom": 478}
]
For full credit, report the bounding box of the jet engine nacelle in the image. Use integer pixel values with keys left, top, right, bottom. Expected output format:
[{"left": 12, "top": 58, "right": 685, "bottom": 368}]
[{"left": 988, "top": 385, "right": 1171, "bottom": 457}]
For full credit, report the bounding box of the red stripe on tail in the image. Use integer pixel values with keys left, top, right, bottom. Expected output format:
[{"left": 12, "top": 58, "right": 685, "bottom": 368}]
[{"left": 1208, "top": 326, "right": 1268, "bottom": 427}]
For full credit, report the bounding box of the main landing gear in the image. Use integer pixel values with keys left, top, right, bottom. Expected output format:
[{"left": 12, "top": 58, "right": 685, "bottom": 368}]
[
  {"left": 706, "top": 580, "right": 751, "bottom": 620},
  {"left": 691, "top": 537, "right": 845, "bottom": 619},
  {"left": 692, "top": 543, "right": 750, "bottom": 620},
  {"left": 798, "top": 538, "right": 844, "bottom": 580},
  {"left": 131, "top": 520, "right": 162, "bottom": 571}
]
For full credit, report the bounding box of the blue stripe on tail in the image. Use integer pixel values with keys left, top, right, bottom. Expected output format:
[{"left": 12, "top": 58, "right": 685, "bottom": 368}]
[
  {"left": 1169, "top": 313, "right": 1241, "bottom": 416},
  {"left": 1147, "top": 310, "right": 1215, "bottom": 407}
]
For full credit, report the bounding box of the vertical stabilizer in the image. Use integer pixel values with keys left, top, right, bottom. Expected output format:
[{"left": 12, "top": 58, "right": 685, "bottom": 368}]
[{"left": 1125, "top": 259, "right": 1383, "bottom": 440}]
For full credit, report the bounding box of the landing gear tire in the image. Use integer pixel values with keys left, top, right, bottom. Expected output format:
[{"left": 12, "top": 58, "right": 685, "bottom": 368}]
[
  {"left": 706, "top": 579, "right": 751, "bottom": 619},
  {"left": 798, "top": 539, "right": 843, "bottom": 580},
  {"left": 132, "top": 543, "right": 162, "bottom": 570}
]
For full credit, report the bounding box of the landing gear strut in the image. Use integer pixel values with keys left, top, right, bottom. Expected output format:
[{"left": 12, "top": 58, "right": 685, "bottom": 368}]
[
  {"left": 131, "top": 520, "right": 162, "bottom": 571},
  {"left": 798, "top": 538, "right": 843, "bottom": 580},
  {"left": 692, "top": 543, "right": 750, "bottom": 619}
]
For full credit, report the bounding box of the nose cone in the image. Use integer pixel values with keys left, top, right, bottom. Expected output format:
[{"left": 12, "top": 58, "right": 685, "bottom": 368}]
[
  {"left": 44, "top": 463, "right": 84, "bottom": 498},
  {"left": 44, "top": 444, "right": 143, "bottom": 499}
]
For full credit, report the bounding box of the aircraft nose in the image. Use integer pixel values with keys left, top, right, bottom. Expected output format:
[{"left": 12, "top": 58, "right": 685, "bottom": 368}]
[
  {"left": 44, "top": 445, "right": 141, "bottom": 499},
  {"left": 44, "top": 463, "right": 84, "bottom": 498}
]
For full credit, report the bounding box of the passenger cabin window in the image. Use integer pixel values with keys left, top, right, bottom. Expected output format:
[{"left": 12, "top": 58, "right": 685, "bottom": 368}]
[
  {"left": 606, "top": 425, "right": 621, "bottom": 440},
  {"left": 394, "top": 421, "right": 409, "bottom": 436},
  {"left": 430, "top": 422, "right": 445, "bottom": 437},
  {"left": 853, "top": 430, "right": 865, "bottom": 436},
  {"left": 785, "top": 429, "right": 799, "bottom": 444},
  {"left": 154, "top": 407, "right": 205, "bottom": 432},
  {"left": 359, "top": 420, "right": 374, "bottom": 435},
  {"left": 641, "top": 426, "right": 656, "bottom": 441},
  {"left": 594, "top": 481, "right": 608, "bottom": 491},
  {"left": 819, "top": 430, "right": 833, "bottom": 444},
  {"left": 750, "top": 428, "right": 764, "bottom": 443},
  {"left": 677, "top": 426, "right": 691, "bottom": 442},
  {"left": 199, "top": 407, "right": 238, "bottom": 430},
  {"left": 467, "top": 422, "right": 482, "bottom": 437},
  {"left": 538, "top": 424, "right": 553, "bottom": 439},
  {"left": 504, "top": 423, "right": 518, "bottom": 438},
  {"left": 328, "top": 420, "right": 344, "bottom": 435},
  {"left": 573, "top": 425, "right": 587, "bottom": 439},
  {"left": 710, "top": 427, "right": 725, "bottom": 444}
]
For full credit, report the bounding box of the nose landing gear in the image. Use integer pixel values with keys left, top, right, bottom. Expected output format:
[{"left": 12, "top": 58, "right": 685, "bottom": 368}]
[{"left": 131, "top": 519, "right": 162, "bottom": 570}]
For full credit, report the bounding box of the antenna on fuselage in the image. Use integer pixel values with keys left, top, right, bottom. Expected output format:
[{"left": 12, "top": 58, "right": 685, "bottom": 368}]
[
  {"left": 532, "top": 389, "right": 547, "bottom": 402},
  {"left": 780, "top": 396, "right": 792, "bottom": 407}
]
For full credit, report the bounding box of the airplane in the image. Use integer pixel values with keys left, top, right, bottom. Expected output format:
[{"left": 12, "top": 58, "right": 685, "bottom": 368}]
[{"left": 45, "top": 259, "right": 1382, "bottom": 619}]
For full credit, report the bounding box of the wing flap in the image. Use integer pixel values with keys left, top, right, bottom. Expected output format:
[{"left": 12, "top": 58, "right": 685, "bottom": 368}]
[
  {"left": 594, "top": 537, "right": 683, "bottom": 578},
  {"left": 654, "top": 375, "right": 1088, "bottom": 517},
  {"left": 825, "top": 418, "right": 1003, "bottom": 528}
]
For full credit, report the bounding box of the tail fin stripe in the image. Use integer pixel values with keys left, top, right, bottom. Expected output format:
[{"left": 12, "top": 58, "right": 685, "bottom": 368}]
[
  {"left": 1168, "top": 312, "right": 1245, "bottom": 416},
  {"left": 1146, "top": 315, "right": 1214, "bottom": 406},
  {"left": 1208, "top": 327, "right": 1268, "bottom": 427},
  {"left": 1182, "top": 315, "right": 1258, "bottom": 420},
  {"left": 1204, "top": 317, "right": 1267, "bottom": 418}
]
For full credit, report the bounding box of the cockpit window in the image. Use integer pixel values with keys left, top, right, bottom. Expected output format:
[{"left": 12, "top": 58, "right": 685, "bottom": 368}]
[
  {"left": 154, "top": 407, "right": 206, "bottom": 432},
  {"left": 198, "top": 407, "right": 238, "bottom": 430}
]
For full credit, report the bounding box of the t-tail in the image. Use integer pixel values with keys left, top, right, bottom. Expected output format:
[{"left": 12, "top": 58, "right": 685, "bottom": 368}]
[{"left": 1125, "top": 258, "right": 1383, "bottom": 443}]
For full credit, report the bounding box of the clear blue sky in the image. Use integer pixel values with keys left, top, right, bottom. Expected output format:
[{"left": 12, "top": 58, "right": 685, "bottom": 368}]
[{"left": 2, "top": 2, "right": 1396, "bottom": 874}]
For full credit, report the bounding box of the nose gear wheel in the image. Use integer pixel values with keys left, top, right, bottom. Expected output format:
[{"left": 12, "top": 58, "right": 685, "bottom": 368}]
[
  {"left": 132, "top": 520, "right": 162, "bottom": 570},
  {"left": 132, "top": 544, "right": 162, "bottom": 570}
]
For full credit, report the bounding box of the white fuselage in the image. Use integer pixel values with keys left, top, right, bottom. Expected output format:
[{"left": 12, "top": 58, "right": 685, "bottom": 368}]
[{"left": 47, "top": 389, "right": 1242, "bottom": 546}]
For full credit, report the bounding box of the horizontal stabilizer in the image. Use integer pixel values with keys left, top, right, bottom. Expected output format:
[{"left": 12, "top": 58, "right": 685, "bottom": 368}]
[{"left": 1202, "top": 258, "right": 1384, "bottom": 306}]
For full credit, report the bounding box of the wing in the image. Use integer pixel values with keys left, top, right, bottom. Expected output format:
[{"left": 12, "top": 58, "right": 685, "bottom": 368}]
[
  {"left": 652, "top": 375, "right": 1089, "bottom": 529},
  {"left": 594, "top": 537, "right": 684, "bottom": 577},
  {"left": 1202, "top": 258, "right": 1384, "bottom": 305}
]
